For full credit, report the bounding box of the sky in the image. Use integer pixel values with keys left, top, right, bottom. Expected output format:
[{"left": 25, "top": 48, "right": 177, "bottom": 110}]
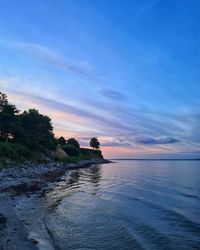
[{"left": 0, "top": 0, "right": 199, "bottom": 159}]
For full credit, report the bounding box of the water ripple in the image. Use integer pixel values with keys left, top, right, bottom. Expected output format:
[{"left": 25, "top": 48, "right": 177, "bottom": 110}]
[{"left": 43, "top": 161, "right": 200, "bottom": 250}]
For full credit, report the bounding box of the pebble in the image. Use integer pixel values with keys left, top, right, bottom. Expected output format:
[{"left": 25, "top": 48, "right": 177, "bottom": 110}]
[{"left": 0, "top": 159, "right": 109, "bottom": 190}]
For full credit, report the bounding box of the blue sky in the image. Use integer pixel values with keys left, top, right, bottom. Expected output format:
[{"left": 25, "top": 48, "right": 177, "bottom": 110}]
[{"left": 0, "top": 0, "right": 199, "bottom": 158}]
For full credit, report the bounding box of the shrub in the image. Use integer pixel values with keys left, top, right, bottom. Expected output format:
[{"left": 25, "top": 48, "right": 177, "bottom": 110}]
[
  {"left": 0, "top": 142, "right": 30, "bottom": 162},
  {"left": 80, "top": 148, "right": 103, "bottom": 159},
  {"left": 11, "top": 143, "right": 30, "bottom": 158},
  {"left": 58, "top": 136, "right": 66, "bottom": 146},
  {"left": 0, "top": 142, "right": 17, "bottom": 159},
  {"left": 93, "top": 149, "right": 103, "bottom": 158},
  {"left": 62, "top": 145, "right": 79, "bottom": 157},
  {"left": 67, "top": 138, "right": 80, "bottom": 149},
  {"left": 80, "top": 148, "right": 92, "bottom": 156},
  {"left": 56, "top": 156, "right": 81, "bottom": 164},
  {"left": 0, "top": 158, "right": 7, "bottom": 169},
  {"left": 80, "top": 154, "right": 91, "bottom": 160}
]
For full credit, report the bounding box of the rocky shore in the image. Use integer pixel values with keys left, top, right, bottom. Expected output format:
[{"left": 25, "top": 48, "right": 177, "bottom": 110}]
[
  {"left": 0, "top": 158, "right": 111, "bottom": 190},
  {"left": 0, "top": 159, "right": 111, "bottom": 250}
]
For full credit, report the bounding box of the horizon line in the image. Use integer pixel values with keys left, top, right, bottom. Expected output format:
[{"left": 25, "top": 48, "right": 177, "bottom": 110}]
[{"left": 110, "top": 158, "right": 200, "bottom": 161}]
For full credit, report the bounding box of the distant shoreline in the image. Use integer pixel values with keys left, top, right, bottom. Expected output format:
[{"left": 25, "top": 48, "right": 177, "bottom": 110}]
[{"left": 111, "top": 158, "right": 200, "bottom": 161}]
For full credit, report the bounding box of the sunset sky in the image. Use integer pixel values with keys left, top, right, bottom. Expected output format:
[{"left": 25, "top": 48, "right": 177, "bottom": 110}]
[{"left": 0, "top": 0, "right": 199, "bottom": 158}]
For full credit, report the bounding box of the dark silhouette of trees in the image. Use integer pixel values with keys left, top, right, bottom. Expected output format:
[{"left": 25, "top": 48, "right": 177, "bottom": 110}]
[
  {"left": 67, "top": 138, "right": 80, "bottom": 149},
  {"left": 0, "top": 92, "right": 20, "bottom": 143},
  {"left": 90, "top": 137, "right": 100, "bottom": 150},
  {"left": 58, "top": 136, "right": 66, "bottom": 146},
  {"left": 0, "top": 92, "right": 8, "bottom": 106},
  {"left": 0, "top": 92, "right": 56, "bottom": 150},
  {"left": 19, "top": 109, "right": 56, "bottom": 150},
  {"left": 0, "top": 92, "right": 104, "bottom": 164}
]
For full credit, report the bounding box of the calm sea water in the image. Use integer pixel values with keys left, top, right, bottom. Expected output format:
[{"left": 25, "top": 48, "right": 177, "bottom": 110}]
[{"left": 44, "top": 160, "right": 200, "bottom": 250}]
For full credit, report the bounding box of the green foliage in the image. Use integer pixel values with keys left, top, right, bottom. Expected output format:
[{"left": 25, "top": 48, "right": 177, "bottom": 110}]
[
  {"left": 62, "top": 144, "right": 79, "bottom": 157},
  {"left": 10, "top": 143, "right": 30, "bottom": 158},
  {"left": 0, "top": 92, "right": 104, "bottom": 165},
  {"left": 0, "top": 92, "right": 20, "bottom": 142},
  {"left": 0, "top": 142, "right": 30, "bottom": 162},
  {"left": 90, "top": 137, "right": 100, "bottom": 150},
  {"left": 58, "top": 136, "right": 66, "bottom": 146},
  {"left": 55, "top": 156, "right": 81, "bottom": 164},
  {"left": 0, "top": 158, "right": 7, "bottom": 169},
  {"left": 80, "top": 148, "right": 92, "bottom": 157},
  {"left": 0, "top": 92, "right": 8, "bottom": 106},
  {"left": 56, "top": 154, "right": 94, "bottom": 164},
  {"left": 80, "top": 154, "right": 91, "bottom": 160},
  {"left": 93, "top": 149, "right": 103, "bottom": 158},
  {"left": 63, "top": 156, "right": 80, "bottom": 163},
  {"left": 80, "top": 148, "right": 103, "bottom": 159},
  {"left": 29, "top": 151, "right": 45, "bottom": 162},
  {"left": 18, "top": 109, "right": 56, "bottom": 150},
  {"left": 67, "top": 138, "right": 80, "bottom": 149},
  {"left": 80, "top": 148, "right": 90, "bottom": 155},
  {"left": 0, "top": 142, "right": 16, "bottom": 159},
  {"left": 0, "top": 92, "right": 57, "bottom": 153}
]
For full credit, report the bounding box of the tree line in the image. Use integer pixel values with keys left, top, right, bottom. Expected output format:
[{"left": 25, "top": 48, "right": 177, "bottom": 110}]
[{"left": 0, "top": 92, "right": 100, "bottom": 159}]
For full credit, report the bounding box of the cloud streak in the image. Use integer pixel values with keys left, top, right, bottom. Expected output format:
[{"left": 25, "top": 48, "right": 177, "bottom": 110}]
[
  {"left": 1, "top": 81, "right": 200, "bottom": 158},
  {"left": 135, "top": 136, "right": 180, "bottom": 145},
  {"left": 12, "top": 42, "right": 99, "bottom": 81},
  {"left": 100, "top": 89, "right": 128, "bottom": 101},
  {"left": 2, "top": 87, "right": 135, "bottom": 133}
]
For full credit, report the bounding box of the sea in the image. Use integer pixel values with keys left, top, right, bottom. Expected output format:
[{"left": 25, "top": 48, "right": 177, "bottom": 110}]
[
  {"left": 15, "top": 160, "right": 200, "bottom": 250},
  {"left": 40, "top": 160, "right": 200, "bottom": 250}
]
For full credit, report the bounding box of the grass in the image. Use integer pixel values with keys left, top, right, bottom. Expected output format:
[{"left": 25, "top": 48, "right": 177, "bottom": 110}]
[
  {"left": 0, "top": 142, "right": 100, "bottom": 170},
  {"left": 0, "top": 142, "right": 31, "bottom": 169},
  {"left": 55, "top": 154, "right": 92, "bottom": 164},
  {"left": 0, "top": 142, "right": 46, "bottom": 169},
  {"left": 0, "top": 158, "right": 7, "bottom": 169}
]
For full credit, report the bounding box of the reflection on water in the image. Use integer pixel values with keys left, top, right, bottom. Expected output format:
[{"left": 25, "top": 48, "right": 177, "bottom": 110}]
[
  {"left": 45, "top": 165, "right": 102, "bottom": 210},
  {"left": 44, "top": 161, "right": 200, "bottom": 250}
]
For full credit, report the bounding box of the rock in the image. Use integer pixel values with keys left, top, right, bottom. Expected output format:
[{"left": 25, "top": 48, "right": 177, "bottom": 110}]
[
  {"left": 41, "top": 169, "right": 65, "bottom": 181},
  {"left": 2, "top": 181, "right": 41, "bottom": 195},
  {"left": 0, "top": 159, "right": 111, "bottom": 192},
  {"left": 0, "top": 213, "right": 7, "bottom": 230}
]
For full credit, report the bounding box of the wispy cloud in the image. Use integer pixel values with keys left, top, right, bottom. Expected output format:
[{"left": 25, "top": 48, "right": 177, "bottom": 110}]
[
  {"left": 2, "top": 87, "right": 135, "bottom": 133},
  {"left": 135, "top": 136, "right": 180, "bottom": 145},
  {"left": 1, "top": 81, "right": 200, "bottom": 158},
  {"left": 11, "top": 42, "right": 98, "bottom": 81},
  {"left": 100, "top": 89, "right": 128, "bottom": 101},
  {"left": 0, "top": 0, "right": 199, "bottom": 159}
]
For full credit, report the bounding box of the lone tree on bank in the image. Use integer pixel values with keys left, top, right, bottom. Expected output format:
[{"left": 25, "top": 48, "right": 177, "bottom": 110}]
[{"left": 90, "top": 137, "right": 100, "bottom": 150}]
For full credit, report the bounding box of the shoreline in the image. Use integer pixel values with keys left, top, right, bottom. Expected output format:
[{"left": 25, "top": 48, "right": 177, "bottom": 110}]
[
  {"left": 0, "top": 158, "right": 111, "bottom": 190},
  {"left": 0, "top": 158, "right": 111, "bottom": 250}
]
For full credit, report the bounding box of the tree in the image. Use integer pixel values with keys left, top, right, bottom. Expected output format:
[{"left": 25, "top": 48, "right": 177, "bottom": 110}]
[
  {"left": 0, "top": 92, "right": 8, "bottom": 107},
  {"left": 90, "top": 137, "right": 100, "bottom": 150},
  {"left": 67, "top": 138, "right": 80, "bottom": 149},
  {"left": 19, "top": 109, "right": 56, "bottom": 150},
  {"left": 58, "top": 136, "right": 66, "bottom": 146},
  {"left": 0, "top": 92, "right": 19, "bottom": 143}
]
